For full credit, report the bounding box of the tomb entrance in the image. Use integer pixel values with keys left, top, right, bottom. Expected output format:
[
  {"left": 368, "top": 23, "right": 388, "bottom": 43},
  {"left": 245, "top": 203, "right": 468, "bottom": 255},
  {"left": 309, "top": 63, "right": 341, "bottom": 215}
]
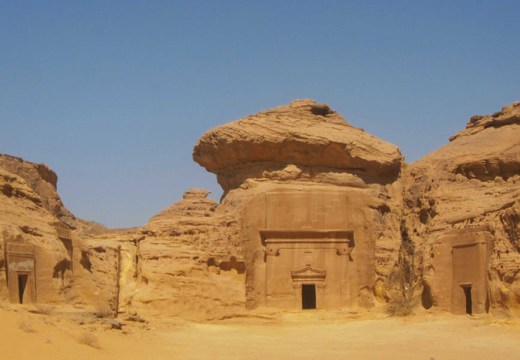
[
  {"left": 461, "top": 284, "right": 472, "bottom": 315},
  {"left": 430, "top": 227, "right": 491, "bottom": 314},
  {"left": 261, "top": 229, "right": 354, "bottom": 310},
  {"left": 17, "top": 273, "right": 29, "bottom": 304},
  {"left": 241, "top": 190, "right": 371, "bottom": 310},
  {"left": 301, "top": 284, "right": 316, "bottom": 309},
  {"left": 451, "top": 240, "right": 487, "bottom": 315},
  {"left": 6, "top": 243, "right": 36, "bottom": 304},
  {"left": 291, "top": 264, "right": 326, "bottom": 310}
]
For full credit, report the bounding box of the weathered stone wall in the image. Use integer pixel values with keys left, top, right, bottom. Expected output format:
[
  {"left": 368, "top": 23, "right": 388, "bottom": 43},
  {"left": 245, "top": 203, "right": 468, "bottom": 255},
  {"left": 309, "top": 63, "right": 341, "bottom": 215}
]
[
  {"left": 2, "top": 99, "right": 519, "bottom": 320},
  {"left": 423, "top": 227, "right": 492, "bottom": 314},
  {"left": 0, "top": 162, "right": 74, "bottom": 304},
  {"left": 0, "top": 155, "right": 119, "bottom": 310},
  {"left": 126, "top": 189, "right": 245, "bottom": 320},
  {"left": 238, "top": 185, "right": 386, "bottom": 309},
  {"left": 405, "top": 101, "right": 520, "bottom": 315},
  {"left": 194, "top": 100, "right": 405, "bottom": 312}
]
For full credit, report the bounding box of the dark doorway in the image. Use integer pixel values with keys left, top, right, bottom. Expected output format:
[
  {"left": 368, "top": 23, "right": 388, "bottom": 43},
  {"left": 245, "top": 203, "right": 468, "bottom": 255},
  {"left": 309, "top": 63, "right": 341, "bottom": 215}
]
[
  {"left": 462, "top": 285, "right": 472, "bottom": 315},
  {"left": 421, "top": 283, "right": 433, "bottom": 310},
  {"left": 302, "top": 284, "right": 316, "bottom": 309},
  {"left": 18, "top": 274, "right": 28, "bottom": 304}
]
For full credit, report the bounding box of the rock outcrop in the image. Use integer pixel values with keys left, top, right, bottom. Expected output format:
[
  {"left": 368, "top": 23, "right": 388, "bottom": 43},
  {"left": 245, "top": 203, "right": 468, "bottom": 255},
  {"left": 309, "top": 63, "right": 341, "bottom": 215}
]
[
  {"left": 405, "top": 101, "right": 520, "bottom": 315},
  {"left": 2, "top": 98, "right": 520, "bottom": 319},
  {"left": 0, "top": 154, "right": 67, "bottom": 219},
  {"left": 129, "top": 189, "right": 245, "bottom": 320},
  {"left": 0, "top": 154, "right": 116, "bottom": 310},
  {"left": 194, "top": 99, "right": 403, "bottom": 193},
  {"left": 0, "top": 155, "right": 78, "bottom": 304},
  {"left": 194, "top": 99, "right": 405, "bottom": 311}
]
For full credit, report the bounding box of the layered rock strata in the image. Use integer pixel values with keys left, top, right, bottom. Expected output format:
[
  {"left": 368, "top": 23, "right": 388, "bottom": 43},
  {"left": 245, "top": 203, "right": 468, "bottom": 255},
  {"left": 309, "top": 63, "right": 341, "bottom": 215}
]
[
  {"left": 120, "top": 189, "right": 244, "bottom": 319},
  {"left": 0, "top": 155, "right": 89, "bottom": 305},
  {"left": 194, "top": 99, "right": 402, "bottom": 193},
  {"left": 405, "top": 101, "right": 520, "bottom": 314},
  {"left": 194, "top": 99, "right": 405, "bottom": 310},
  {"left": 2, "top": 99, "right": 520, "bottom": 319}
]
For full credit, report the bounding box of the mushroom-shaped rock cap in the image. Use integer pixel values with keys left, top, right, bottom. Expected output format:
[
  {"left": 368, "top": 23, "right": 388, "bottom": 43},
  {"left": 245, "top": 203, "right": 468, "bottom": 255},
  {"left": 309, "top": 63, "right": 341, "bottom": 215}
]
[
  {"left": 193, "top": 99, "right": 402, "bottom": 184},
  {"left": 414, "top": 100, "right": 520, "bottom": 181}
]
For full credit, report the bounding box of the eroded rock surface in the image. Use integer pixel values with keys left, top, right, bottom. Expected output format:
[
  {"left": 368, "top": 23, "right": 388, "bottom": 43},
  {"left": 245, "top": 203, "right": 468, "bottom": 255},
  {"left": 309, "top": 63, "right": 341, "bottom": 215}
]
[
  {"left": 2, "top": 99, "right": 520, "bottom": 320},
  {"left": 130, "top": 189, "right": 245, "bottom": 320},
  {"left": 194, "top": 99, "right": 405, "bottom": 311},
  {"left": 194, "top": 99, "right": 403, "bottom": 192},
  {"left": 0, "top": 155, "right": 85, "bottom": 305},
  {"left": 405, "top": 101, "right": 520, "bottom": 315}
]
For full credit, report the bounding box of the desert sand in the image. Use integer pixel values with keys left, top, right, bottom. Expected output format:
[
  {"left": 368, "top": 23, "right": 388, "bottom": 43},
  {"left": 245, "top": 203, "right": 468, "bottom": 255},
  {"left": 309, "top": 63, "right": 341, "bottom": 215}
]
[{"left": 1, "top": 305, "right": 519, "bottom": 360}]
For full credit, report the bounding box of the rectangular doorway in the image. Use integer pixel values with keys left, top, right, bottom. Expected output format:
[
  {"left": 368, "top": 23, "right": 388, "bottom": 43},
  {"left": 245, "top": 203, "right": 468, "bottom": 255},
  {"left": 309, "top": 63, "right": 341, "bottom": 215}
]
[
  {"left": 302, "top": 284, "right": 316, "bottom": 309},
  {"left": 462, "top": 285, "right": 472, "bottom": 315},
  {"left": 18, "top": 274, "right": 29, "bottom": 304}
]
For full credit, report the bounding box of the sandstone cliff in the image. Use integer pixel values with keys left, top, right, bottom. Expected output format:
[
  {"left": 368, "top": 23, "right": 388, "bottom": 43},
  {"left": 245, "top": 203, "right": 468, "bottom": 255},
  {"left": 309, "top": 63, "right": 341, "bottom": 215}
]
[
  {"left": 405, "top": 101, "right": 520, "bottom": 315},
  {"left": 0, "top": 155, "right": 77, "bottom": 304},
  {"left": 194, "top": 99, "right": 405, "bottom": 310},
  {"left": 2, "top": 99, "right": 519, "bottom": 320},
  {"left": 0, "top": 154, "right": 114, "bottom": 309},
  {"left": 127, "top": 189, "right": 245, "bottom": 320}
]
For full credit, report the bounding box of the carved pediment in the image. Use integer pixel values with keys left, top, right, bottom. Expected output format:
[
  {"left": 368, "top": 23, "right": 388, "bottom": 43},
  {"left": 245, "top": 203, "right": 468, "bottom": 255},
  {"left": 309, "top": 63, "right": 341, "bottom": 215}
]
[
  {"left": 291, "top": 264, "right": 326, "bottom": 281},
  {"left": 6, "top": 242, "right": 34, "bottom": 256}
]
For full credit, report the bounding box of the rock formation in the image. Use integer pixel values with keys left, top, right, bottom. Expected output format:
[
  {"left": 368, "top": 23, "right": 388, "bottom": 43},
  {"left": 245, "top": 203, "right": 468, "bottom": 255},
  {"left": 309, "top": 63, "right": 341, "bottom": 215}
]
[
  {"left": 131, "top": 189, "right": 245, "bottom": 320},
  {"left": 1, "top": 99, "right": 519, "bottom": 319},
  {"left": 404, "top": 101, "right": 520, "bottom": 315},
  {"left": 0, "top": 155, "right": 81, "bottom": 305},
  {"left": 194, "top": 99, "right": 405, "bottom": 310},
  {"left": 0, "top": 154, "right": 120, "bottom": 311},
  {"left": 194, "top": 99, "right": 402, "bottom": 193}
]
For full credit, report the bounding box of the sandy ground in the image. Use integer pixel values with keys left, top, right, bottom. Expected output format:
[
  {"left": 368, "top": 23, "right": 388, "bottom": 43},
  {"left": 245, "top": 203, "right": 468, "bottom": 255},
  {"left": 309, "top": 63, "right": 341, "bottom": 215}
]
[{"left": 1, "top": 305, "right": 519, "bottom": 360}]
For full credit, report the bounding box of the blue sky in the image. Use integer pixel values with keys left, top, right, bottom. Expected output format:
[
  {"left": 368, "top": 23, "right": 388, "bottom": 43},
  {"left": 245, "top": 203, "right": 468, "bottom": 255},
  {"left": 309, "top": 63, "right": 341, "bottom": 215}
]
[{"left": 1, "top": 1, "right": 519, "bottom": 228}]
